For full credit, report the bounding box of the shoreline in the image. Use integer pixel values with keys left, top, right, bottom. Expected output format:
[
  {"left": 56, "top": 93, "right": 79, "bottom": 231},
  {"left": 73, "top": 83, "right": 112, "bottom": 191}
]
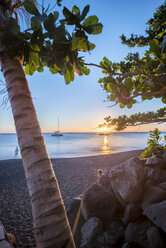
[
  {"left": 0, "top": 148, "right": 144, "bottom": 161},
  {"left": 0, "top": 149, "right": 143, "bottom": 247}
]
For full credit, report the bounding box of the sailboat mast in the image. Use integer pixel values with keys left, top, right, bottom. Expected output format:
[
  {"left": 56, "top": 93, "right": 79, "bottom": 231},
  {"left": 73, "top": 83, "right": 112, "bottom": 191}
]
[{"left": 58, "top": 118, "right": 59, "bottom": 132}]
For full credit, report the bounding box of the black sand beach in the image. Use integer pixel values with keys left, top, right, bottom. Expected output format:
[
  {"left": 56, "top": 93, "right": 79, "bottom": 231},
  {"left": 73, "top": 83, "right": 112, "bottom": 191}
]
[{"left": 0, "top": 150, "right": 143, "bottom": 248}]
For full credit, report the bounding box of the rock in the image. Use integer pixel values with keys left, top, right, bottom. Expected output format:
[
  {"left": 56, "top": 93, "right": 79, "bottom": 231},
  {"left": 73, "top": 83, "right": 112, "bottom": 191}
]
[
  {"left": 143, "top": 200, "right": 166, "bottom": 233},
  {"left": 66, "top": 195, "right": 82, "bottom": 227},
  {"left": 125, "top": 220, "right": 153, "bottom": 248},
  {"left": 87, "top": 234, "right": 111, "bottom": 248},
  {"left": 66, "top": 196, "right": 85, "bottom": 248},
  {"left": 147, "top": 226, "right": 165, "bottom": 248},
  {"left": 81, "top": 217, "right": 103, "bottom": 247},
  {"left": 103, "top": 221, "right": 124, "bottom": 245},
  {"left": 122, "top": 203, "right": 141, "bottom": 225},
  {"left": 0, "top": 224, "right": 5, "bottom": 240},
  {"left": 145, "top": 167, "right": 166, "bottom": 184},
  {"left": 141, "top": 185, "right": 166, "bottom": 210},
  {"left": 81, "top": 184, "right": 117, "bottom": 222},
  {"left": 122, "top": 243, "right": 143, "bottom": 248},
  {"left": 157, "top": 182, "right": 166, "bottom": 191},
  {"left": 163, "top": 152, "right": 166, "bottom": 160},
  {"left": 98, "top": 175, "right": 112, "bottom": 190},
  {"left": 146, "top": 156, "right": 165, "bottom": 167},
  {"left": 0, "top": 240, "right": 13, "bottom": 248},
  {"left": 110, "top": 157, "right": 145, "bottom": 205}
]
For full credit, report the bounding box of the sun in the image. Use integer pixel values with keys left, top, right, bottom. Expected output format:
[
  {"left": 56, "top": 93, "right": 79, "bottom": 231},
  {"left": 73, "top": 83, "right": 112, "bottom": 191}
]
[{"left": 103, "top": 126, "right": 108, "bottom": 131}]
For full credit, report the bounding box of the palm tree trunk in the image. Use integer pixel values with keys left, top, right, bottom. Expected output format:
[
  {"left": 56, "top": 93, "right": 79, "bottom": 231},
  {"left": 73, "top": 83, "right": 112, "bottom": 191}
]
[{"left": 0, "top": 56, "right": 76, "bottom": 248}]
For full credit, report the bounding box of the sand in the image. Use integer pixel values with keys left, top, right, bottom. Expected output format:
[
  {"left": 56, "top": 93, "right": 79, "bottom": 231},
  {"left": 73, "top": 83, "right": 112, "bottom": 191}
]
[{"left": 0, "top": 149, "right": 143, "bottom": 248}]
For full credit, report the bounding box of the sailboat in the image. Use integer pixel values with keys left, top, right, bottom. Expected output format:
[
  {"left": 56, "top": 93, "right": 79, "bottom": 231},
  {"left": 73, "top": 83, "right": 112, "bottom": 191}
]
[{"left": 51, "top": 119, "right": 63, "bottom": 137}]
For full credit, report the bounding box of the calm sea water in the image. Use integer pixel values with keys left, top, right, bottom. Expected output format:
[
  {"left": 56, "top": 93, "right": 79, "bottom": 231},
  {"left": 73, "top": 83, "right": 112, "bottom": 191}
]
[{"left": 0, "top": 132, "right": 165, "bottom": 160}]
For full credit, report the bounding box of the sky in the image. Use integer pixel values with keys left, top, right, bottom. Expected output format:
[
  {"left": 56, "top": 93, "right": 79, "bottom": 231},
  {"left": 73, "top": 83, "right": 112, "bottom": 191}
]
[{"left": 0, "top": 0, "right": 165, "bottom": 133}]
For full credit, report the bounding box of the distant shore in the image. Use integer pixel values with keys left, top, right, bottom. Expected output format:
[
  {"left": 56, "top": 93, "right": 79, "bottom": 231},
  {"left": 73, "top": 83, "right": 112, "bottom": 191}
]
[{"left": 0, "top": 149, "right": 143, "bottom": 247}]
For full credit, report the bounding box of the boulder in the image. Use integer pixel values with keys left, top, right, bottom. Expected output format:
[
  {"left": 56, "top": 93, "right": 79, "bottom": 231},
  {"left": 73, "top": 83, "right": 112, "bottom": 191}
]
[
  {"left": 0, "top": 224, "right": 5, "bottom": 240},
  {"left": 122, "top": 202, "right": 141, "bottom": 225},
  {"left": 81, "top": 217, "right": 103, "bottom": 247},
  {"left": 110, "top": 157, "right": 145, "bottom": 205},
  {"left": 66, "top": 196, "right": 85, "bottom": 248},
  {"left": 163, "top": 152, "right": 166, "bottom": 160},
  {"left": 66, "top": 195, "right": 82, "bottom": 227},
  {"left": 147, "top": 226, "right": 165, "bottom": 248},
  {"left": 98, "top": 175, "right": 112, "bottom": 190},
  {"left": 122, "top": 243, "right": 144, "bottom": 248},
  {"left": 141, "top": 185, "right": 166, "bottom": 210},
  {"left": 103, "top": 221, "right": 124, "bottom": 245},
  {"left": 125, "top": 220, "right": 153, "bottom": 248},
  {"left": 143, "top": 200, "right": 166, "bottom": 233},
  {"left": 145, "top": 167, "right": 166, "bottom": 184},
  {"left": 157, "top": 182, "right": 166, "bottom": 191},
  {"left": 81, "top": 184, "right": 117, "bottom": 222},
  {"left": 146, "top": 156, "right": 165, "bottom": 166},
  {"left": 0, "top": 240, "right": 13, "bottom": 248}
]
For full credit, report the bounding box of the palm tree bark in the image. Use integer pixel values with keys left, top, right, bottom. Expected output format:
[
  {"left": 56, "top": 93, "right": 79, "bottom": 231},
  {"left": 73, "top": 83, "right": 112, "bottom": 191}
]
[{"left": 0, "top": 56, "right": 76, "bottom": 248}]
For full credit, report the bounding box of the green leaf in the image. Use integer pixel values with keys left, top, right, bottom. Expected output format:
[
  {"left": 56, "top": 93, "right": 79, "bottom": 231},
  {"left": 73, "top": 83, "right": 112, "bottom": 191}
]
[
  {"left": 119, "top": 102, "right": 126, "bottom": 108},
  {"left": 49, "top": 64, "right": 61, "bottom": 74},
  {"left": 72, "top": 6, "right": 80, "bottom": 16},
  {"left": 24, "top": 0, "right": 39, "bottom": 15},
  {"left": 107, "top": 83, "right": 117, "bottom": 93},
  {"left": 82, "top": 16, "right": 98, "bottom": 27},
  {"left": 81, "top": 66, "right": 90, "bottom": 75},
  {"left": 83, "top": 23, "right": 103, "bottom": 35},
  {"left": 24, "top": 64, "right": 35, "bottom": 75},
  {"left": 72, "top": 37, "right": 80, "bottom": 50},
  {"left": 29, "top": 52, "right": 39, "bottom": 67},
  {"left": 162, "top": 96, "right": 166, "bottom": 104},
  {"left": 37, "top": 65, "right": 44, "bottom": 72},
  {"left": 127, "top": 102, "right": 133, "bottom": 108},
  {"left": 81, "top": 5, "right": 90, "bottom": 20},
  {"left": 150, "top": 39, "right": 161, "bottom": 57},
  {"left": 103, "top": 57, "right": 112, "bottom": 68},
  {"left": 76, "top": 39, "right": 96, "bottom": 51},
  {"left": 44, "top": 13, "right": 56, "bottom": 33},
  {"left": 54, "top": 11, "right": 59, "bottom": 21},
  {"left": 63, "top": 7, "right": 78, "bottom": 25},
  {"left": 31, "top": 43, "right": 40, "bottom": 52},
  {"left": 109, "top": 94, "right": 117, "bottom": 101},
  {"left": 124, "top": 78, "right": 133, "bottom": 93},
  {"left": 64, "top": 65, "right": 74, "bottom": 84}
]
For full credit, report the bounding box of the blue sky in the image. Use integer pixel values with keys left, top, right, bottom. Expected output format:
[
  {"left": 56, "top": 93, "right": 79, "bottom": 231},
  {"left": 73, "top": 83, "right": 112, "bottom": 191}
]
[{"left": 0, "top": 0, "right": 165, "bottom": 133}]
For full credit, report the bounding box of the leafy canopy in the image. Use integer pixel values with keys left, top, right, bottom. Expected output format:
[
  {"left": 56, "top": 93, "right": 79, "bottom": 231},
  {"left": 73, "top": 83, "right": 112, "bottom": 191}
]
[
  {"left": 99, "top": 107, "right": 166, "bottom": 131},
  {"left": 97, "top": 2, "right": 166, "bottom": 109},
  {"left": 0, "top": 0, "right": 103, "bottom": 84}
]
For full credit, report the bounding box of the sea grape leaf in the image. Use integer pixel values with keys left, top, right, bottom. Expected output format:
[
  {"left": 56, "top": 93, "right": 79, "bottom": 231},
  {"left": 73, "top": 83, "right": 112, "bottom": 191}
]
[
  {"left": 29, "top": 51, "right": 39, "bottom": 67},
  {"left": 64, "top": 65, "right": 75, "bottom": 84},
  {"left": 24, "top": 0, "right": 40, "bottom": 15},
  {"left": 150, "top": 39, "right": 161, "bottom": 57},
  {"left": 72, "top": 6, "right": 80, "bottom": 16},
  {"left": 82, "top": 16, "right": 98, "bottom": 26},
  {"left": 83, "top": 23, "right": 103, "bottom": 34},
  {"left": 81, "top": 5, "right": 90, "bottom": 20}
]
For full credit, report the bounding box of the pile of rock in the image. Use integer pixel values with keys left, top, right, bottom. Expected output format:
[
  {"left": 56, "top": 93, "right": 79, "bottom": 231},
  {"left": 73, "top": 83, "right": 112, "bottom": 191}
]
[{"left": 67, "top": 154, "right": 166, "bottom": 248}]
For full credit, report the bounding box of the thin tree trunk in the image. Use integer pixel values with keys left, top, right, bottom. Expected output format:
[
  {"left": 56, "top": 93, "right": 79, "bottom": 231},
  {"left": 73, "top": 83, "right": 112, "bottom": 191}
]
[{"left": 1, "top": 56, "right": 76, "bottom": 248}]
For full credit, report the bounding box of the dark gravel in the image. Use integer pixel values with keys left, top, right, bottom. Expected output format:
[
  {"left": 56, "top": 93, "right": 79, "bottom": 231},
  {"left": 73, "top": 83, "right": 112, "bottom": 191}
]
[{"left": 0, "top": 149, "right": 143, "bottom": 248}]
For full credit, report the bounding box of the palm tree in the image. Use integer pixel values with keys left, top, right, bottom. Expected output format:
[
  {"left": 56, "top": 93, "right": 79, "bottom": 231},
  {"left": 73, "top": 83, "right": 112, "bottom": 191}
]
[
  {"left": 0, "top": 1, "right": 102, "bottom": 247},
  {"left": 0, "top": 1, "right": 76, "bottom": 247}
]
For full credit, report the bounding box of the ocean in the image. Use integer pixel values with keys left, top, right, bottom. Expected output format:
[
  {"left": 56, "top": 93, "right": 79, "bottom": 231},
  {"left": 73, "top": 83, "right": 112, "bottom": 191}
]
[{"left": 0, "top": 132, "right": 165, "bottom": 160}]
